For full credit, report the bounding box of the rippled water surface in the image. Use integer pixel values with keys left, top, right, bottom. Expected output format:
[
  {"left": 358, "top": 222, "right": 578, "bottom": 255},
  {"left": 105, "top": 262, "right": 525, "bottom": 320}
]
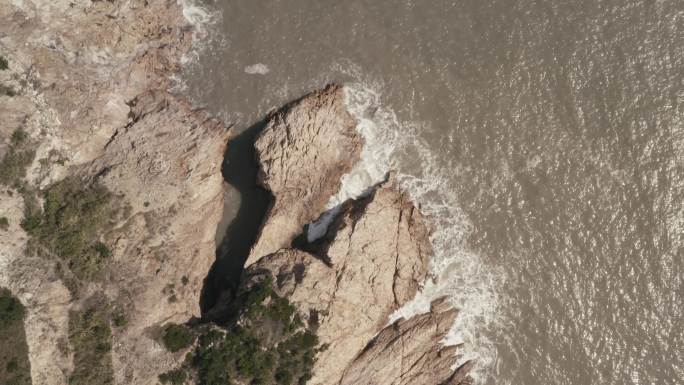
[{"left": 183, "top": 1, "right": 683, "bottom": 384}]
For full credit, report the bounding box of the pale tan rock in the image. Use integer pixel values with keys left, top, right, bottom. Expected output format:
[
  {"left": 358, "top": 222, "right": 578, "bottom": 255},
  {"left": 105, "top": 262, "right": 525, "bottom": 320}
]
[
  {"left": 91, "top": 91, "right": 230, "bottom": 385},
  {"left": 0, "top": 192, "right": 73, "bottom": 385},
  {"left": 339, "top": 297, "right": 474, "bottom": 385},
  {"left": 247, "top": 84, "right": 363, "bottom": 265},
  {"left": 0, "top": 1, "right": 230, "bottom": 385},
  {"left": 245, "top": 177, "right": 432, "bottom": 385}
]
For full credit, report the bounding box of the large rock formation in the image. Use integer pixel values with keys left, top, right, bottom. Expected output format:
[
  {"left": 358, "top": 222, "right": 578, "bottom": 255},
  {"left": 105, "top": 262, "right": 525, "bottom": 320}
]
[
  {"left": 246, "top": 178, "right": 432, "bottom": 385},
  {"left": 238, "top": 87, "right": 474, "bottom": 385},
  {"left": 0, "top": 0, "right": 475, "bottom": 383},
  {"left": 247, "top": 84, "right": 363, "bottom": 265},
  {"left": 0, "top": 1, "right": 229, "bottom": 384},
  {"left": 339, "top": 297, "right": 475, "bottom": 385}
]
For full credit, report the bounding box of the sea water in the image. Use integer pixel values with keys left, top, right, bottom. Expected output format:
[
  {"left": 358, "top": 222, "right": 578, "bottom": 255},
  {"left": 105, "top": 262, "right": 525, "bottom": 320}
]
[{"left": 181, "top": 1, "right": 683, "bottom": 383}]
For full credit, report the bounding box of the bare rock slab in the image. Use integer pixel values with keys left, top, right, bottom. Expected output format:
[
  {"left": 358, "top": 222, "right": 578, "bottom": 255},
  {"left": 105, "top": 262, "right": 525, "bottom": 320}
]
[
  {"left": 245, "top": 177, "right": 433, "bottom": 385},
  {"left": 247, "top": 84, "right": 363, "bottom": 265}
]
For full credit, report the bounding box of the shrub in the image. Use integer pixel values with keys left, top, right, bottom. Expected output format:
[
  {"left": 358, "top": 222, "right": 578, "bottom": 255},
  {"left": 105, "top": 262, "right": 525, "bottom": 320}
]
[
  {"left": 0, "top": 85, "right": 15, "bottom": 97},
  {"left": 0, "top": 288, "right": 31, "bottom": 385},
  {"left": 0, "top": 217, "right": 8, "bottom": 231},
  {"left": 94, "top": 242, "right": 111, "bottom": 258},
  {"left": 162, "top": 324, "right": 194, "bottom": 352},
  {"left": 165, "top": 278, "right": 321, "bottom": 385},
  {"left": 22, "top": 176, "right": 113, "bottom": 280},
  {"left": 0, "top": 289, "right": 25, "bottom": 331},
  {"left": 112, "top": 308, "right": 127, "bottom": 328},
  {"left": 0, "top": 129, "right": 35, "bottom": 186},
  {"left": 159, "top": 368, "right": 187, "bottom": 385},
  {"left": 0, "top": 56, "right": 7, "bottom": 71},
  {"left": 10, "top": 129, "right": 27, "bottom": 145},
  {"left": 68, "top": 298, "right": 113, "bottom": 385}
]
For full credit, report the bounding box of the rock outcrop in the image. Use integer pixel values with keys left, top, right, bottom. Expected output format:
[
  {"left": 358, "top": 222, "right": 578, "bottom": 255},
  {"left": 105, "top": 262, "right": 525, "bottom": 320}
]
[
  {"left": 237, "top": 86, "right": 474, "bottom": 385},
  {"left": 0, "top": 0, "right": 475, "bottom": 383},
  {"left": 0, "top": 1, "right": 229, "bottom": 385},
  {"left": 247, "top": 84, "right": 362, "bottom": 265},
  {"left": 246, "top": 178, "right": 432, "bottom": 385},
  {"left": 339, "top": 297, "right": 475, "bottom": 385}
]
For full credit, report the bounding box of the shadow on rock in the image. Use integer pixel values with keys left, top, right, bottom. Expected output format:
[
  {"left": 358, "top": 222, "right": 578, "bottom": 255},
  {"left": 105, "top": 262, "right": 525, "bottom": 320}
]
[{"left": 199, "top": 119, "right": 272, "bottom": 320}]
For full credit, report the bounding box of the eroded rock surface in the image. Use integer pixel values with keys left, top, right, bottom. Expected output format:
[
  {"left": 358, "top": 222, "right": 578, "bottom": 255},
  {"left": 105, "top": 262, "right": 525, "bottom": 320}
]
[
  {"left": 247, "top": 85, "right": 362, "bottom": 265},
  {"left": 240, "top": 123, "right": 473, "bottom": 384},
  {"left": 0, "top": 0, "right": 475, "bottom": 382},
  {"left": 0, "top": 1, "right": 229, "bottom": 384},
  {"left": 339, "top": 297, "right": 475, "bottom": 385}
]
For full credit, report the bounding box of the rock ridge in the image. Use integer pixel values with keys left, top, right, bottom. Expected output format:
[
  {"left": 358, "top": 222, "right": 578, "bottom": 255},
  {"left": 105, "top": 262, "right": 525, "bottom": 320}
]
[
  {"left": 233, "top": 86, "right": 474, "bottom": 385},
  {"left": 0, "top": 1, "right": 230, "bottom": 384}
]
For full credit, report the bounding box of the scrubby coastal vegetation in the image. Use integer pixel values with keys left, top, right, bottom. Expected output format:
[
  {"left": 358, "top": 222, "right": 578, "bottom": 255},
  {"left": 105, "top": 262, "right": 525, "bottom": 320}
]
[
  {"left": 160, "top": 278, "right": 321, "bottom": 385},
  {"left": 0, "top": 129, "right": 35, "bottom": 187},
  {"left": 0, "top": 288, "right": 31, "bottom": 385},
  {"left": 68, "top": 297, "right": 114, "bottom": 385},
  {"left": 22, "top": 176, "right": 114, "bottom": 283}
]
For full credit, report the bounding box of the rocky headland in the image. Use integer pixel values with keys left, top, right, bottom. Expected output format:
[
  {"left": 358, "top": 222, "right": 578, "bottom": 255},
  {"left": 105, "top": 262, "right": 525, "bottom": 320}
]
[{"left": 0, "top": 1, "right": 472, "bottom": 385}]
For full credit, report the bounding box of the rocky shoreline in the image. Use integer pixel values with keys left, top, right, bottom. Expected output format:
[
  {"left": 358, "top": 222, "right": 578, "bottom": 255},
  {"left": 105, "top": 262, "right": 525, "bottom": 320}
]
[
  {"left": 0, "top": 1, "right": 472, "bottom": 384},
  {"left": 220, "top": 85, "right": 473, "bottom": 385}
]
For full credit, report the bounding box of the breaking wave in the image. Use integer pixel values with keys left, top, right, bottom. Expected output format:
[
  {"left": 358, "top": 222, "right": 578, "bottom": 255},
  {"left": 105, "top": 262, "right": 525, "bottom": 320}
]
[{"left": 334, "top": 83, "right": 503, "bottom": 381}]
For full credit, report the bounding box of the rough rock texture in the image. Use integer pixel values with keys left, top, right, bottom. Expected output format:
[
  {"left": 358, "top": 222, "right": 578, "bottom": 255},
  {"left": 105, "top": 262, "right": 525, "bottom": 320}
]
[
  {"left": 247, "top": 85, "right": 362, "bottom": 265},
  {"left": 240, "top": 85, "right": 474, "bottom": 384},
  {"left": 0, "top": 1, "right": 229, "bottom": 385},
  {"left": 339, "top": 297, "right": 475, "bottom": 385},
  {"left": 242, "top": 162, "right": 475, "bottom": 385}
]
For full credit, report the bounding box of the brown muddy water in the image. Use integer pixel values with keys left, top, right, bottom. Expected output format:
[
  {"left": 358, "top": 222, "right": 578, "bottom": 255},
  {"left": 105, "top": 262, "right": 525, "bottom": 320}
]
[{"left": 181, "top": 0, "right": 683, "bottom": 384}]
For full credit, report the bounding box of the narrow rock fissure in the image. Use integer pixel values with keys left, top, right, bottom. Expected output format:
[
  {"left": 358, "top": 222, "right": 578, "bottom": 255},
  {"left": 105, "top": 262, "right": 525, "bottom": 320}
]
[{"left": 199, "top": 118, "right": 272, "bottom": 317}]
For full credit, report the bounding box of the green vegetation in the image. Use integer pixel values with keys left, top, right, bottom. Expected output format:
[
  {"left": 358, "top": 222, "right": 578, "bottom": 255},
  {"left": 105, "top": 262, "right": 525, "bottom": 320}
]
[
  {"left": 159, "top": 368, "right": 187, "bottom": 385},
  {"left": 0, "top": 289, "right": 25, "bottom": 331},
  {"left": 0, "top": 85, "right": 16, "bottom": 97},
  {"left": 68, "top": 298, "right": 114, "bottom": 385},
  {"left": 0, "top": 56, "right": 7, "bottom": 71},
  {"left": 11, "top": 130, "right": 27, "bottom": 144},
  {"left": 161, "top": 277, "right": 320, "bottom": 385},
  {"left": 112, "top": 308, "right": 128, "bottom": 328},
  {"left": 0, "top": 129, "right": 35, "bottom": 187},
  {"left": 162, "top": 324, "right": 194, "bottom": 352},
  {"left": 0, "top": 288, "right": 31, "bottom": 385},
  {"left": 0, "top": 217, "right": 8, "bottom": 231},
  {"left": 21, "top": 176, "right": 114, "bottom": 281},
  {"left": 94, "top": 241, "right": 111, "bottom": 258}
]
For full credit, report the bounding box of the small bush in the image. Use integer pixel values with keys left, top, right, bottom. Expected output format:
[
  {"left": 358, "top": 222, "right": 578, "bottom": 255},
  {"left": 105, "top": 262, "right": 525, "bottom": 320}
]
[
  {"left": 162, "top": 324, "right": 194, "bottom": 352},
  {"left": 0, "top": 56, "right": 7, "bottom": 71},
  {"left": 0, "top": 129, "right": 35, "bottom": 186},
  {"left": 0, "top": 289, "right": 25, "bottom": 331},
  {"left": 165, "top": 278, "right": 321, "bottom": 385},
  {"left": 68, "top": 298, "right": 113, "bottom": 385},
  {"left": 10, "top": 129, "right": 27, "bottom": 145},
  {"left": 94, "top": 242, "right": 111, "bottom": 258},
  {"left": 159, "top": 368, "right": 187, "bottom": 385},
  {"left": 0, "top": 217, "right": 8, "bottom": 231},
  {"left": 6, "top": 358, "right": 18, "bottom": 372},
  {"left": 112, "top": 309, "right": 127, "bottom": 328},
  {"left": 0, "top": 288, "right": 31, "bottom": 385},
  {"left": 0, "top": 85, "right": 15, "bottom": 97},
  {"left": 22, "top": 177, "right": 113, "bottom": 280}
]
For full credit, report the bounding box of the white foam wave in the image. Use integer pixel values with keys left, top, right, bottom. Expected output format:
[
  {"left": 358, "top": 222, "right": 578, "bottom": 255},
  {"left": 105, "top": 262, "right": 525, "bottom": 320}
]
[
  {"left": 177, "top": 0, "right": 213, "bottom": 32},
  {"left": 244, "top": 63, "right": 270, "bottom": 75},
  {"left": 172, "top": 0, "right": 223, "bottom": 92},
  {"left": 337, "top": 83, "right": 503, "bottom": 382},
  {"left": 305, "top": 84, "right": 397, "bottom": 242}
]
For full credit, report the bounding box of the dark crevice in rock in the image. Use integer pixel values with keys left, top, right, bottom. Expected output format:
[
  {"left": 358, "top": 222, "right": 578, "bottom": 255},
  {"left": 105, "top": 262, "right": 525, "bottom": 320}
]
[
  {"left": 199, "top": 119, "right": 272, "bottom": 317},
  {"left": 290, "top": 174, "right": 390, "bottom": 264}
]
